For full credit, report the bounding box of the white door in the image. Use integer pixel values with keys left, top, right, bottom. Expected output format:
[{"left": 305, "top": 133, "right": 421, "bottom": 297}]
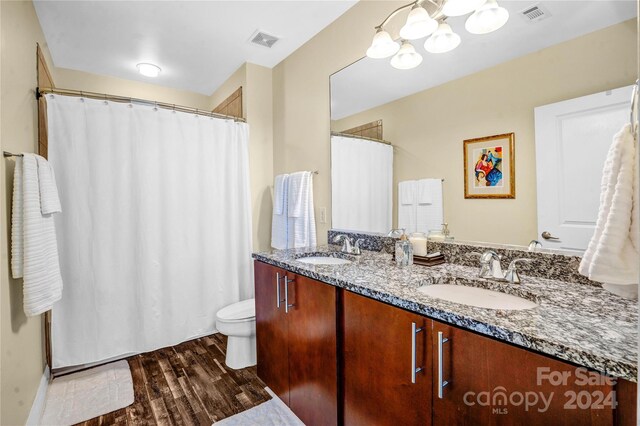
[{"left": 534, "top": 85, "right": 632, "bottom": 252}]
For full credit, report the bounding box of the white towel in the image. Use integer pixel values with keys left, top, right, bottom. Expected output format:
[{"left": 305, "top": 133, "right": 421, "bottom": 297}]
[
  {"left": 398, "top": 180, "right": 417, "bottom": 233},
  {"left": 36, "top": 155, "right": 62, "bottom": 215},
  {"left": 416, "top": 179, "right": 444, "bottom": 233},
  {"left": 11, "top": 154, "right": 64, "bottom": 316},
  {"left": 417, "top": 179, "right": 433, "bottom": 205},
  {"left": 287, "top": 171, "right": 317, "bottom": 248},
  {"left": 271, "top": 174, "right": 289, "bottom": 249},
  {"left": 579, "top": 124, "right": 638, "bottom": 296},
  {"left": 399, "top": 180, "right": 416, "bottom": 205}
]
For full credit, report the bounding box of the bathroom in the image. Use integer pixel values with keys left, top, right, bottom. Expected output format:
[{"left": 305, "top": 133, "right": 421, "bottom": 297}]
[{"left": 0, "top": 0, "right": 638, "bottom": 425}]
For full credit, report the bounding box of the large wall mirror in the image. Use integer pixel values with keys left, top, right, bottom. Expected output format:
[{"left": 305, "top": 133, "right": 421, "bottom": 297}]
[{"left": 330, "top": 0, "right": 637, "bottom": 252}]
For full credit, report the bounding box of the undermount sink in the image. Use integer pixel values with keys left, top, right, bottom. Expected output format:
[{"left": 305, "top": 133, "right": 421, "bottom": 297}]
[
  {"left": 297, "top": 256, "right": 352, "bottom": 266},
  {"left": 418, "top": 284, "right": 538, "bottom": 310}
]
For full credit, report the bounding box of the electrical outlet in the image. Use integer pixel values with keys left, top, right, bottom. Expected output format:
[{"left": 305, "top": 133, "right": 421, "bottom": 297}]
[{"left": 319, "top": 207, "right": 327, "bottom": 224}]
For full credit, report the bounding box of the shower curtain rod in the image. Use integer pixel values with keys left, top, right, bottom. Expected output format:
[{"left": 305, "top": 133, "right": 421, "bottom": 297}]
[
  {"left": 36, "top": 87, "right": 247, "bottom": 123},
  {"left": 331, "top": 131, "right": 392, "bottom": 146}
]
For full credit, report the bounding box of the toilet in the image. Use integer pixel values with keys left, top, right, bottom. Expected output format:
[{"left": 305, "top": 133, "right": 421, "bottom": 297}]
[{"left": 215, "top": 298, "right": 256, "bottom": 370}]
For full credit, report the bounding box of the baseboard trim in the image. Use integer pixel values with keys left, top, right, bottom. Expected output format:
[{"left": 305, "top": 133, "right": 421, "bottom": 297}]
[{"left": 26, "top": 366, "right": 50, "bottom": 426}]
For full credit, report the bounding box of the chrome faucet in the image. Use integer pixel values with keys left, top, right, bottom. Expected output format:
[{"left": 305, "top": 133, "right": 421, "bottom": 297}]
[
  {"left": 333, "top": 235, "right": 363, "bottom": 255},
  {"left": 528, "top": 240, "right": 542, "bottom": 251},
  {"left": 504, "top": 259, "right": 533, "bottom": 284},
  {"left": 478, "top": 250, "right": 504, "bottom": 280},
  {"left": 469, "top": 251, "right": 533, "bottom": 284}
]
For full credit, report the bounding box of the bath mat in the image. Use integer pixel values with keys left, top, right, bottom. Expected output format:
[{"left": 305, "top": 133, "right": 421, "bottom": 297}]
[
  {"left": 40, "top": 360, "right": 134, "bottom": 425},
  {"left": 214, "top": 390, "right": 304, "bottom": 425}
]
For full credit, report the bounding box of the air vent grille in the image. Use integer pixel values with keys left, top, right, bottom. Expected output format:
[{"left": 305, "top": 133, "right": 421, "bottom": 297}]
[
  {"left": 250, "top": 31, "right": 279, "bottom": 48},
  {"left": 520, "top": 4, "right": 551, "bottom": 22}
]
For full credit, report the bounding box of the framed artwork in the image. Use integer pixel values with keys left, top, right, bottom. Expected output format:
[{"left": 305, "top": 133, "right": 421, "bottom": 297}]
[{"left": 463, "top": 133, "right": 515, "bottom": 199}]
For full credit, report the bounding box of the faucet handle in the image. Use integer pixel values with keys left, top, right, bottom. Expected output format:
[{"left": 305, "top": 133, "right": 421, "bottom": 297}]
[
  {"left": 353, "top": 239, "right": 364, "bottom": 255},
  {"left": 504, "top": 258, "right": 533, "bottom": 284}
]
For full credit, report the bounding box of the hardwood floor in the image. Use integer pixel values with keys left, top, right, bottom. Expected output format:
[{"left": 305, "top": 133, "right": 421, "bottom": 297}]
[{"left": 75, "top": 334, "right": 270, "bottom": 426}]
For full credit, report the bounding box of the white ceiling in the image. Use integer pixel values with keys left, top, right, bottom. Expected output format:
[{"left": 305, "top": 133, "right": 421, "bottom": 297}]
[
  {"left": 34, "top": 0, "right": 357, "bottom": 95},
  {"left": 331, "top": 1, "right": 637, "bottom": 120}
]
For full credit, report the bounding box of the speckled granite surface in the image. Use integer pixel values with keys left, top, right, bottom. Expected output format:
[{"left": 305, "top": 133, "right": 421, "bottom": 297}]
[
  {"left": 252, "top": 245, "right": 637, "bottom": 382},
  {"left": 328, "top": 230, "right": 598, "bottom": 285}
]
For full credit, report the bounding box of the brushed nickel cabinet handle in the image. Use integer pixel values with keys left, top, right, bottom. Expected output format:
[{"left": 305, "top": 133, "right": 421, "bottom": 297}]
[
  {"left": 437, "top": 331, "right": 450, "bottom": 399},
  {"left": 276, "top": 272, "right": 281, "bottom": 309},
  {"left": 284, "top": 276, "right": 295, "bottom": 313},
  {"left": 411, "top": 322, "right": 424, "bottom": 384}
]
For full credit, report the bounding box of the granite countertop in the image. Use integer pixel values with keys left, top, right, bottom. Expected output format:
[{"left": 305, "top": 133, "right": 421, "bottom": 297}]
[{"left": 253, "top": 245, "right": 638, "bottom": 382}]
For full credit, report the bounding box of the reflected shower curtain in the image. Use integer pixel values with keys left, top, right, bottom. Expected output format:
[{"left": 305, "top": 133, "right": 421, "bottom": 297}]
[
  {"left": 47, "top": 94, "right": 253, "bottom": 368},
  {"left": 331, "top": 135, "right": 393, "bottom": 233}
]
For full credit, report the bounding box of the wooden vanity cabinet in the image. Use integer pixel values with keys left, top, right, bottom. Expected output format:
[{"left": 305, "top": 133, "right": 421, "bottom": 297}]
[
  {"left": 254, "top": 261, "right": 338, "bottom": 426},
  {"left": 343, "top": 291, "right": 432, "bottom": 426},
  {"left": 432, "top": 320, "right": 623, "bottom": 425}
]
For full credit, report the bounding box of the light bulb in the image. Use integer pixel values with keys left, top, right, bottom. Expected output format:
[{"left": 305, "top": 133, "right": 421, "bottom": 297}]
[
  {"left": 442, "top": 0, "right": 487, "bottom": 17},
  {"left": 399, "top": 6, "right": 438, "bottom": 40},
  {"left": 424, "top": 22, "right": 461, "bottom": 53},
  {"left": 137, "top": 63, "right": 161, "bottom": 77},
  {"left": 390, "top": 41, "right": 423, "bottom": 70},
  {"left": 366, "top": 29, "right": 400, "bottom": 59},
  {"left": 465, "top": 0, "right": 509, "bottom": 34}
]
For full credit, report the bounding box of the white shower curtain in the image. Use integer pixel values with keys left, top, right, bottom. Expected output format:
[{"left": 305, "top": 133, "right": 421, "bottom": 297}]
[
  {"left": 331, "top": 135, "right": 393, "bottom": 233},
  {"left": 47, "top": 94, "right": 253, "bottom": 368}
]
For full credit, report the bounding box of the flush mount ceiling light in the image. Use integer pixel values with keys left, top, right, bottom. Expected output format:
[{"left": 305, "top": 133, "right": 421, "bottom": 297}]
[
  {"left": 136, "top": 63, "right": 161, "bottom": 78},
  {"left": 366, "top": 0, "right": 509, "bottom": 69},
  {"left": 391, "top": 40, "right": 423, "bottom": 69}
]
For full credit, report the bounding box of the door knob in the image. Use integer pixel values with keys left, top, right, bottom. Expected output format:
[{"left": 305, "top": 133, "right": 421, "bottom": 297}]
[{"left": 541, "top": 231, "right": 560, "bottom": 240}]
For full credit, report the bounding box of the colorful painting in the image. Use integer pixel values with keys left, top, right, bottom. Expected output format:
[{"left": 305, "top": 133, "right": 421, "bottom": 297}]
[
  {"left": 473, "top": 146, "right": 503, "bottom": 188},
  {"left": 464, "top": 133, "right": 515, "bottom": 199}
]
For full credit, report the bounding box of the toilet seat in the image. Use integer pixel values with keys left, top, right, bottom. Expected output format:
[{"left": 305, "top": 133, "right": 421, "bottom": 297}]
[{"left": 216, "top": 298, "right": 255, "bottom": 322}]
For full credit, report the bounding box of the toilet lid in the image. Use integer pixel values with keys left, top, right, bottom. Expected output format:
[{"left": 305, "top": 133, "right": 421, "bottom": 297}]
[{"left": 217, "top": 298, "right": 255, "bottom": 321}]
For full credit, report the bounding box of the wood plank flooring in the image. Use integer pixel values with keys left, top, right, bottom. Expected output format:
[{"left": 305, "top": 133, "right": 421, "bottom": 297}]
[{"left": 75, "top": 334, "right": 270, "bottom": 426}]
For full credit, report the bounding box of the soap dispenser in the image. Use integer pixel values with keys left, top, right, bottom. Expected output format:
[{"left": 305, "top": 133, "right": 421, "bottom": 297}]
[{"left": 395, "top": 232, "right": 414, "bottom": 267}]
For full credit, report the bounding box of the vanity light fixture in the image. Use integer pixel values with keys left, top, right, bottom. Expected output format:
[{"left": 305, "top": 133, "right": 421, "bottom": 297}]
[
  {"left": 366, "top": 28, "right": 401, "bottom": 59},
  {"left": 442, "top": 0, "right": 487, "bottom": 17},
  {"left": 366, "top": 0, "right": 509, "bottom": 68},
  {"left": 465, "top": 0, "right": 509, "bottom": 34},
  {"left": 424, "top": 22, "right": 461, "bottom": 53},
  {"left": 136, "top": 63, "right": 161, "bottom": 78},
  {"left": 391, "top": 40, "right": 423, "bottom": 70},
  {"left": 399, "top": 5, "right": 438, "bottom": 40}
]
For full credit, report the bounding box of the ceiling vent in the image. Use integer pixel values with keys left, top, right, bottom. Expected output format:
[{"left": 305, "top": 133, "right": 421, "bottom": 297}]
[
  {"left": 249, "top": 30, "right": 280, "bottom": 48},
  {"left": 519, "top": 3, "right": 551, "bottom": 23}
]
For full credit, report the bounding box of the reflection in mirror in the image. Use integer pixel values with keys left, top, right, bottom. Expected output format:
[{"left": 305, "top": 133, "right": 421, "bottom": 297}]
[
  {"left": 330, "top": 0, "right": 637, "bottom": 252},
  {"left": 331, "top": 132, "right": 393, "bottom": 234}
]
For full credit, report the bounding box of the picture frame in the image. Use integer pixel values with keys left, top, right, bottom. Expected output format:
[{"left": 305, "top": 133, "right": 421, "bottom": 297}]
[{"left": 463, "top": 133, "right": 515, "bottom": 199}]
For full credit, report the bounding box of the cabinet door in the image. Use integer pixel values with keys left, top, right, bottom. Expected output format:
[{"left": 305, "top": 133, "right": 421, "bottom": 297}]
[
  {"left": 287, "top": 274, "right": 339, "bottom": 426},
  {"left": 254, "top": 261, "right": 290, "bottom": 404},
  {"left": 432, "top": 321, "right": 615, "bottom": 425},
  {"left": 344, "top": 291, "right": 432, "bottom": 426}
]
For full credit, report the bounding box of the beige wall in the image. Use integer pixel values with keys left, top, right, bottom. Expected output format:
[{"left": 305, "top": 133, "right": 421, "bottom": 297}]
[
  {"left": 332, "top": 20, "right": 637, "bottom": 245},
  {"left": 53, "top": 68, "right": 212, "bottom": 111},
  {"left": 273, "top": 1, "right": 403, "bottom": 244},
  {"left": 244, "top": 64, "right": 274, "bottom": 252},
  {"left": 1, "top": 1, "right": 49, "bottom": 424}
]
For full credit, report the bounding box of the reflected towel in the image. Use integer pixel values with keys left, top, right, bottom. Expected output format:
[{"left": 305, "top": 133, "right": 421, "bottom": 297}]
[
  {"left": 416, "top": 179, "right": 443, "bottom": 233},
  {"left": 398, "top": 180, "right": 417, "bottom": 233}
]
